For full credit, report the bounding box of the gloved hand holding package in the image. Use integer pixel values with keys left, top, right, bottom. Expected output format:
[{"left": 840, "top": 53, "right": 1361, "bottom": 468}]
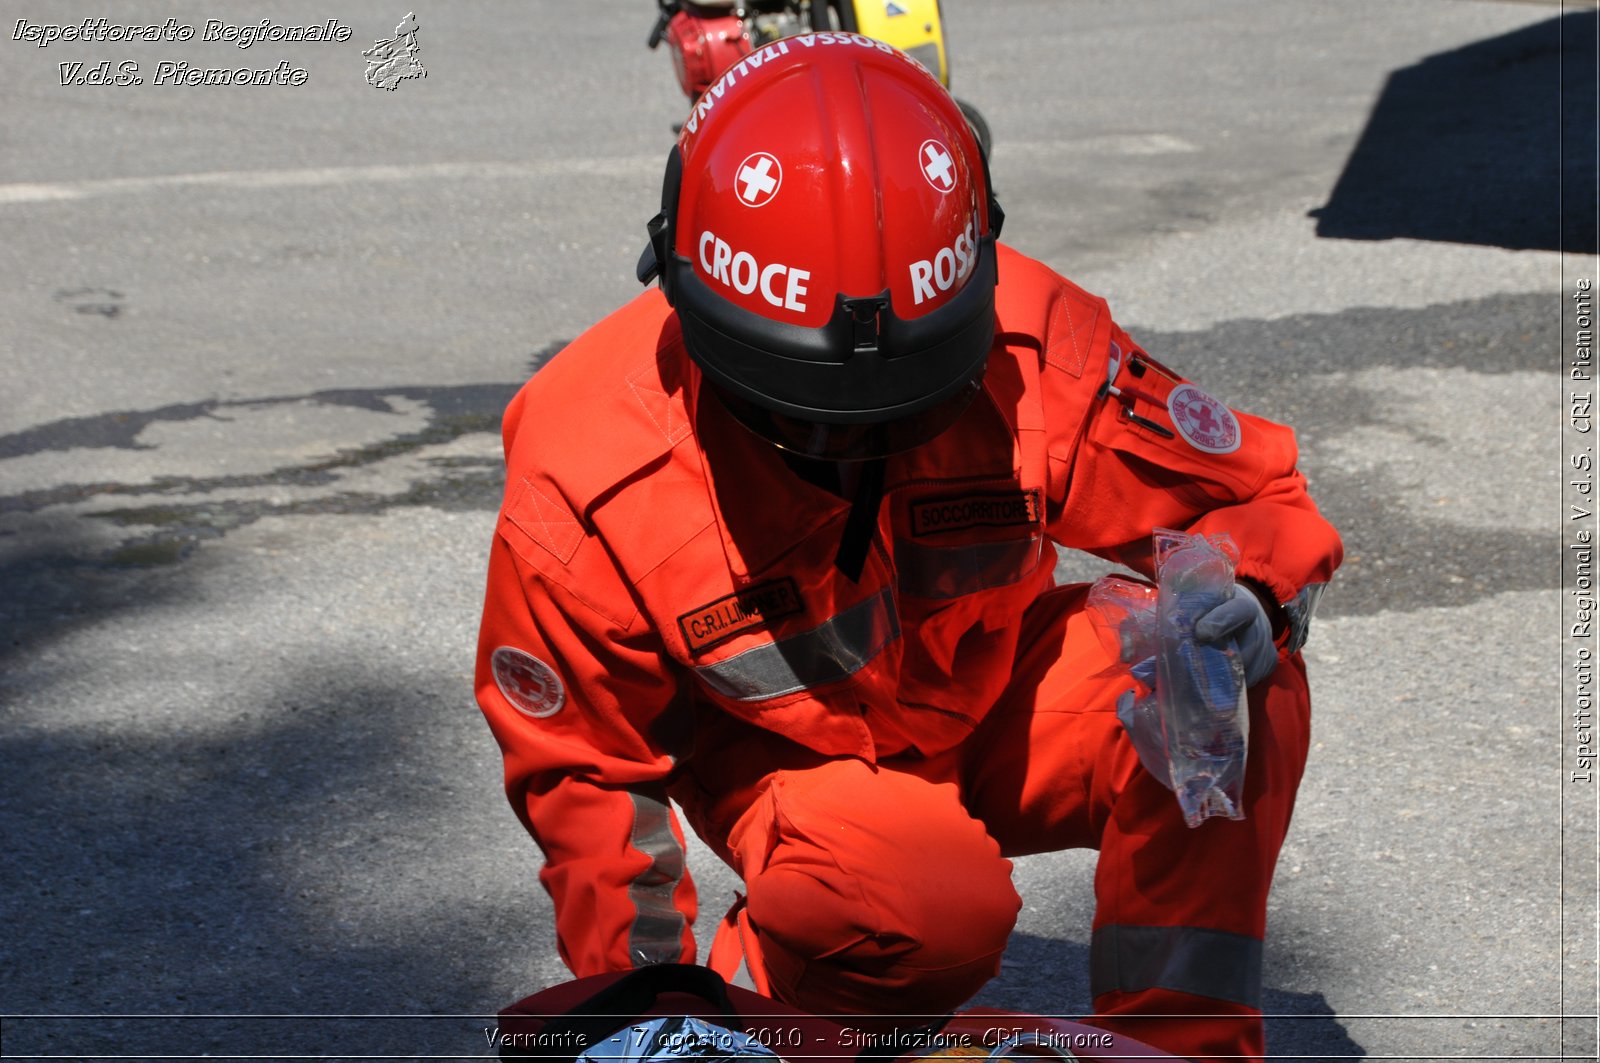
[{"left": 1088, "top": 529, "right": 1252, "bottom": 828}]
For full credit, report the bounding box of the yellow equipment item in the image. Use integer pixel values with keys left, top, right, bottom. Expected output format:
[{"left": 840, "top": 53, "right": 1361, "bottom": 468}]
[{"left": 846, "top": 0, "right": 949, "bottom": 86}]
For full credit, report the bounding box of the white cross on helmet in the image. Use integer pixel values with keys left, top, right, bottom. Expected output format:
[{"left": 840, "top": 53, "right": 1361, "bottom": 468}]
[
  {"left": 920, "top": 140, "right": 955, "bottom": 191},
  {"left": 736, "top": 152, "right": 782, "bottom": 206}
]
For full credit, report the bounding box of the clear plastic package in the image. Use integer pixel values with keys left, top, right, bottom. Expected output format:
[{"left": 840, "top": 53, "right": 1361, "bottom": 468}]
[{"left": 1087, "top": 529, "right": 1249, "bottom": 828}]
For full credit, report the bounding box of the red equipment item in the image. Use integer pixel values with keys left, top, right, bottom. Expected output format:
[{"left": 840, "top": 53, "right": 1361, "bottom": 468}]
[
  {"left": 647, "top": 0, "right": 995, "bottom": 158},
  {"left": 662, "top": 5, "right": 751, "bottom": 99}
]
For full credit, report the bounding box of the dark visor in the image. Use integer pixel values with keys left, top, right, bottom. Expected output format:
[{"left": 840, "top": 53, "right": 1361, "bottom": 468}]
[{"left": 708, "top": 375, "right": 983, "bottom": 462}]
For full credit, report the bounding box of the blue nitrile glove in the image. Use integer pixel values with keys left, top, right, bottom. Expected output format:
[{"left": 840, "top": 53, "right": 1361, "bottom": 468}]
[
  {"left": 1115, "top": 687, "right": 1172, "bottom": 787},
  {"left": 1193, "top": 582, "right": 1277, "bottom": 687}
]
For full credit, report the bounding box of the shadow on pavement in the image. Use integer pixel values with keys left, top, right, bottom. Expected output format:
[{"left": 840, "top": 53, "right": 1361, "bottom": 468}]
[
  {"left": 1130, "top": 291, "right": 1559, "bottom": 619},
  {"left": 1310, "top": 10, "right": 1597, "bottom": 253},
  {"left": 0, "top": 380, "right": 525, "bottom": 678},
  {"left": 0, "top": 661, "right": 541, "bottom": 1058},
  {"left": 973, "top": 934, "right": 1365, "bottom": 1059},
  {"left": 0, "top": 365, "right": 565, "bottom": 1058}
]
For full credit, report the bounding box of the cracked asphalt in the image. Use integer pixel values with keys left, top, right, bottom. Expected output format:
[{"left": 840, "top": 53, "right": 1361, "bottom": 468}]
[{"left": 1, "top": 1, "right": 1595, "bottom": 1059}]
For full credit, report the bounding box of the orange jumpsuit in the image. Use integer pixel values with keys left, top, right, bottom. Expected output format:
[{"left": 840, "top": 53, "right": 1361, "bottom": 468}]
[{"left": 475, "top": 244, "right": 1342, "bottom": 1063}]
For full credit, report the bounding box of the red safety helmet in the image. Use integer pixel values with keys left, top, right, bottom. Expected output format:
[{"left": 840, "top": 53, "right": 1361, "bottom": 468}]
[{"left": 638, "top": 34, "right": 1004, "bottom": 461}]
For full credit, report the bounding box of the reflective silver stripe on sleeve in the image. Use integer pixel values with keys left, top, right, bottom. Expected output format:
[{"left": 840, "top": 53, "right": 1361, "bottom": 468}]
[
  {"left": 1283, "top": 582, "right": 1329, "bottom": 655},
  {"left": 1090, "top": 924, "right": 1263, "bottom": 1009},
  {"left": 627, "top": 791, "right": 688, "bottom": 967},
  {"left": 693, "top": 587, "right": 900, "bottom": 702},
  {"left": 894, "top": 534, "right": 1045, "bottom": 600}
]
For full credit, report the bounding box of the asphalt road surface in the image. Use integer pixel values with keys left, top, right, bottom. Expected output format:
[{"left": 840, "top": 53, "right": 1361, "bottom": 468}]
[{"left": 1, "top": 1, "right": 1596, "bottom": 1060}]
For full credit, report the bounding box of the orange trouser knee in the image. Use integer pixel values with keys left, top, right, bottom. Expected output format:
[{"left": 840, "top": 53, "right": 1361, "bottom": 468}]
[
  {"left": 963, "top": 585, "right": 1314, "bottom": 1063},
  {"left": 708, "top": 758, "right": 1021, "bottom": 1018}
]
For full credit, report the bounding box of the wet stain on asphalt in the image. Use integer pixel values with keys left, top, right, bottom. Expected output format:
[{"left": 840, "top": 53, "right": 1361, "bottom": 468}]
[{"left": 0, "top": 342, "right": 577, "bottom": 610}]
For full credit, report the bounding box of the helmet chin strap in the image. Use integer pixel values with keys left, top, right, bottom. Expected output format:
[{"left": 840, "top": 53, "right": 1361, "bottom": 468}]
[{"left": 833, "top": 457, "right": 887, "bottom": 582}]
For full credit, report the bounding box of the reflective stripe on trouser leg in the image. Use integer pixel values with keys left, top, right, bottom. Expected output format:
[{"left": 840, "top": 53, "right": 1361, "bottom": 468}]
[
  {"left": 627, "top": 791, "right": 689, "bottom": 967},
  {"left": 1090, "top": 924, "right": 1262, "bottom": 1008}
]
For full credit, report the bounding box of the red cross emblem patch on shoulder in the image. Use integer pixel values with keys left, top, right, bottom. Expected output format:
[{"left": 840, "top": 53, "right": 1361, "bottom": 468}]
[
  {"left": 491, "top": 647, "right": 567, "bottom": 718},
  {"left": 1167, "top": 384, "right": 1242, "bottom": 455}
]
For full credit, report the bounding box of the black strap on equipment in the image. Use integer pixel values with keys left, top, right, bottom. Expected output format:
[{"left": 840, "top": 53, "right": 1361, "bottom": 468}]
[{"left": 833, "top": 458, "right": 886, "bottom": 583}]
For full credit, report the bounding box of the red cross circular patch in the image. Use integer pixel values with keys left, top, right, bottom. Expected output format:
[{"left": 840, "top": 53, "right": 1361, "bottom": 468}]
[
  {"left": 491, "top": 646, "right": 566, "bottom": 718},
  {"left": 1167, "top": 384, "right": 1241, "bottom": 454}
]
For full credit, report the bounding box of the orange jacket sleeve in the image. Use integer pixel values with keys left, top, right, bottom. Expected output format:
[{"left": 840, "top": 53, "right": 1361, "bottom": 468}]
[
  {"left": 474, "top": 458, "right": 698, "bottom": 977},
  {"left": 1043, "top": 305, "right": 1342, "bottom": 650}
]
